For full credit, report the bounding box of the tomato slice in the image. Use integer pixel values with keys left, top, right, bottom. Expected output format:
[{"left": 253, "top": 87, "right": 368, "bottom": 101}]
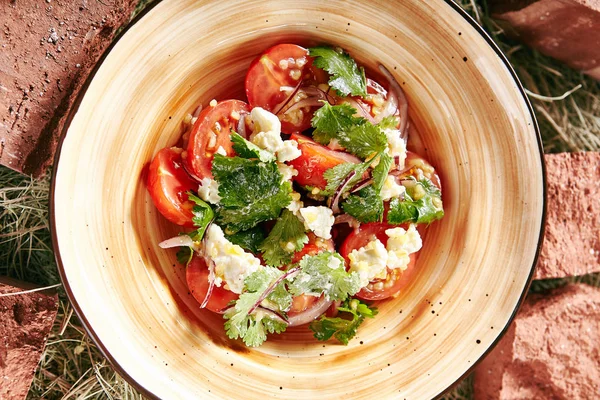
[
  {"left": 245, "top": 44, "right": 327, "bottom": 134},
  {"left": 288, "top": 133, "right": 360, "bottom": 189},
  {"left": 186, "top": 255, "right": 238, "bottom": 313},
  {"left": 186, "top": 100, "right": 250, "bottom": 180},
  {"left": 339, "top": 222, "right": 420, "bottom": 301},
  {"left": 146, "top": 147, "right": 198, "bottom": 227}
]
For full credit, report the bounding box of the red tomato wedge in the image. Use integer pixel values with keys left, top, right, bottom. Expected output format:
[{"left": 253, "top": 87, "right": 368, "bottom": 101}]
[
  {"left": 245, "top": 43, "right": 327, "bottom": 134},
  {"left": 339, "top": 222, "right": 419, "bottom": 301},
  {"left": 288, "top": 133, "right": 360, "bottom": 189},
  {"left": 186, "top": 255, "right": 238, "bottom": 313},
  {"left": 146, "top": 147, "right": 198, "bottom": 228},
  {"left": 186, "top": 100, "right": 250, "bottom": 180}
]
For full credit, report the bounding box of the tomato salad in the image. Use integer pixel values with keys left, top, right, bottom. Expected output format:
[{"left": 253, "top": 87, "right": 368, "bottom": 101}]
[{"left": 146, "top": 44, "right": 444, "bottom": 347}]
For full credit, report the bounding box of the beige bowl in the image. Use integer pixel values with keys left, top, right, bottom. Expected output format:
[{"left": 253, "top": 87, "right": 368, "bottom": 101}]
[{"left": 51, "top": 0, "right": 546, "bottom": 398}]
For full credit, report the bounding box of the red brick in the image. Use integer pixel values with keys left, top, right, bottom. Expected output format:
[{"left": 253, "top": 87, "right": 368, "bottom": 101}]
[
  {"left": 473, "top": 284, "right": 600, "bottom": 400},
  {"left": 488, "top": 0, "right": 600, "bottom": 79},
  {"left": 536, "top": 152, "right": 600, "bottom": 279},
  {"left": 0, "top": 278, "right": 58, "bottom": 400},
  {"left": 0, "top": 0, "right": 139, "bottom": 177}
]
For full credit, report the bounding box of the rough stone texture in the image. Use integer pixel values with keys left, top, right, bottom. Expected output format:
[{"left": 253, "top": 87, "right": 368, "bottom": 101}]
[
  {"left": 488, "top": 0, "right": 600, "bottom": 80},
  {"left": 535, "top": 152, "right": 600, "bottom": 280},
  {"left": 0, "top": 0, "right": 139, "bottom": 177},
  {"left": 473, "top": 284, "right": 600, "bottom": 400},
  {"left": 0, "top": 277, "right": 58, "bottom": 400}
]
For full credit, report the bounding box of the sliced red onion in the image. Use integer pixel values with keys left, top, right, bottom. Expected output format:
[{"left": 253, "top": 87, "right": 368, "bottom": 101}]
[
  {"left": 199, "top": 258, "right": 216, "bottom": 309},
  {"left": 192, "top": 104, "right": 203, "bottom": 118},
  {"left": 237, "top": 113, "right": 248, "bottom": 138},
  {"left": 255, "top": 306, "right": 289, "bottom": 325},
  {"left": 349, "top": 177, "right": 373, "bottom": 194},
  {"left": 274, "top": 81, "right": 302, "bottom": 115},
  {"left": 378, "top": 64, "right": 409, "bottom": 138},
  {"left": 390, "top": 164, "right": 414, "bottom": 178},
  {"left": 330, "top": 170, "right": 357, "bottom": 214},
  {"left": 287, "top": 297, "right": 333, "bottom": 327},
  {"left": 159, "top": 235, "right": 194, "bottom": 249},
  {"left": 373, "top": 86, "right": 398, "bottom": 124},
  {"left": 282, "top": 97, "right": 325, "bottom": 115},
  {"left": 248, "top": 267, "right": 301, "bottom": 315},
  {"left": 334, "top": 214, "right": 360, "bottom": 228},
  {"left": 343, "top": 98, "right": 376, "bottom": 124},
  {"left": 182, "top": 161, "right": 204, "bottom": 184},
  {"left": 299, "top": 86, "right": 335, "bottom": 104}
]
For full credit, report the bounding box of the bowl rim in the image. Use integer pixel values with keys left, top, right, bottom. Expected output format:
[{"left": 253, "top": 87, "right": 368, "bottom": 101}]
[{"left": 49, "top": 1, "right": 547, "bottom": 398}]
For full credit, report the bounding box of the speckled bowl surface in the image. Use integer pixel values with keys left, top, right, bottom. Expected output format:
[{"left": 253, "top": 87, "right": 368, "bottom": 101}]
[{"left": 51, "top": 0, "right": 546, "bottom": 398}]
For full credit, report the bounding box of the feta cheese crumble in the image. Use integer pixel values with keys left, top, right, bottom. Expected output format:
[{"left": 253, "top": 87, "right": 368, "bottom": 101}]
[
  {"left": 299, "top": 206, "right": 335, "bottom": 240},
  {"left": 348, "top": 239, "right": 388, "bottom": 288},
  {"left": 383, "top": 128, "right": 407, "bottom": 169},
  {"left": 198, "top": 178, "right": 221, "bottom": 204},
  {"left": 204, "top": 224, "right": 262, "bottom": 294},
  {"left": 385, "top": 225, "right": 422, "bottom": 270},
  {"left": 348, "top": 224, "right": 422, "bottom": 288},
  {"left": 250, "top": 107, "right": 301, "bottom": 162},
  {"left": 380, "top": 175, "right": 406, "bottom": 201}
]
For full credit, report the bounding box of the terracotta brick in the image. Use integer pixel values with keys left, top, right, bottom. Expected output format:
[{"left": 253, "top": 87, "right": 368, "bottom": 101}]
[
  {"left": 488, "top": 0, "right": 600, "bottom": 80},
  {"left": 0, "top": 0, "right": 139, "bottom": 176},
  {"left": 536, "top": 152, "right": 600, "bottom": 279},
  {"left": 0, "top": 277, "right": 58, "bottom": 399},
  {"left": 474, "top": 284, "right": 600, "bottom": 400}
]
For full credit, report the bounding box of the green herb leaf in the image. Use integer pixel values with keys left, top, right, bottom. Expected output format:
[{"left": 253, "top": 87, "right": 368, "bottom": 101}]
[
  {"left": 225, "top": 226, "right": 266, "bottom": 254},
  {"left": 187, "top": 193, "right": 215, "bottom": 241},
  {"left": 378, "top": 115, "right": 400, "bottom": 130},
  {"left": 371, "top": 153, "right": 393, "bottom": 193},
  {"left": 311, "top": 103, "right": 363, "bottom": 145},
  {"left": 224, "top": 267, "right": 291, "bottom": 347},
  {"left": 259, "top": 210, "right": 309, "bottom": 267},
  {"left": 212, "top": 155, "right": 292, "bottom": 233},
  {"left": 309, "top": 298, "right": 378, "bottom": 345},
  {"left": 231, "top": 132, "right": 275, "bottom": 162},
  {"left": 387, "top": 178, "right": 444, "bottom": 225},
  {"left": 322, "top": 161, "right": 369, "bottom": 196},
  {"left": 288, "top": 252, "right": 360, "bottom": 301},
  {"left": 342, "top": 186, "right": 384, "bottom": 223},
  {"left": 342, "top": 122, "right": 388, "bottom": 159},
  {"left": 309, "top": 46, "right": 367, "bottom": 97},
  {"left": 176, "top": 246, "right": 193, "bottom": 266}
]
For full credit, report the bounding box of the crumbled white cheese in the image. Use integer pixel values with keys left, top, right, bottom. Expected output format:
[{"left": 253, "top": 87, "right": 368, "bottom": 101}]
[
  {"left": 215, "top": 146, "right": 227, "bottom": 156},
  {"left": 277, "top": 163, "right": 298, "bottom": 182},
  {"left": 328, "top": 255, "right": 343, "bottom": 270},
  {"left": 348, "top": 239, "right": 388, "bottom": 288},
  {"left": 380, "top": 175, "right": 406, "bottom": 201},
  {"left": 384, "top": 128, "right": 407, "bottom": 169},
  {"left": 203, "top": 224, "right": 262, "bottom": 294},
  {"left": 250, "top": 107, "right": 301, "bottom": 162},
  {"left": 385, "top": 224, "right": 422, "bottom": 270},
  {"left": 299, "top": 206, "right": 335, "bottom": 240},
  {"left": 198, "top": 178, "right": 221, "bottom": 204},
  {"left": 251, "top": 107, "right": 281, "bottom": 137},
  {"left": 287, "top": 192, "right": 304, "bottom": 215},
  {"left": 277, "top": 139, "right": 301, "bottom": 162}
]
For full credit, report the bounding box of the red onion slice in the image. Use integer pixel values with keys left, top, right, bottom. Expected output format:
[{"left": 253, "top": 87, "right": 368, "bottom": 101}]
[
  {"left": 330, "top": 170, "right": 357, "bottom": 214},
  {"left": 283, "top": 97, "right": 326, "bottom": 115},
  {"left": 237, "top": 113, "right": 248, "bottom": 138},
  {"left": 378, "top": 64, "right": 409, "bottom": 138},
  {"left": 192, "top": 104, "right": 203, "bottom": 118},
  {"left": 349, "top": 177, "right": 373, "bottom": 194},
  {"left": 274, "top": 82, "right": 302, "bottom": 115},
  {"left": 343, "top": 98, "right": 376, "bottom": 124},
  {"left": 334, "top": 214, "right": 360, "bottom": 229},
  {"left": 248, "top": 267, "right": 300, "bottom": 315},
  {"left": 287, "top": 296, "right": 333, "bottom": 327},
  {"left": 373, "top": 87, "right": 399, "bottom": 124},
  {"left": 199, "top": 257, "right": 216, "bottom": 309},
  {"left": 159, "top": 235, "right": 194, "bottom": 249}
]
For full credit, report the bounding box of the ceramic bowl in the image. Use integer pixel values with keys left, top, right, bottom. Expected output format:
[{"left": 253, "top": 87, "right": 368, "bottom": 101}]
[{"left": 51, "top": 0, "right": 546, "bottom": 398}]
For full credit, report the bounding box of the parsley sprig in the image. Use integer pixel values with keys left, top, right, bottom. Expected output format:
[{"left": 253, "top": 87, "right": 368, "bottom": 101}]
[
  {"left": 259, "top": 210, "right": 309, "bottom": 267},
  {"left": 309, "top": 46, "right": 367, "bottom": 97},
  {"left": 309, "top": 298, "right": 378, "bottom": 345},
  {"left": 387, "top": 177, "right": 444, "bottom": 224}
]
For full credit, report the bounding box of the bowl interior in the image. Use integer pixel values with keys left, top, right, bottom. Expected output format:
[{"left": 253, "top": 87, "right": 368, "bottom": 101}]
[{"left": 52, "top": 0, "right": 544, "bottom": 398}]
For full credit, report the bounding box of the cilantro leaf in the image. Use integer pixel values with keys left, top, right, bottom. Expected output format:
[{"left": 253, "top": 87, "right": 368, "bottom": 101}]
[
  {"left": 212, "top": 155, "right": 292, "bottom": 233},
  {"left": 371, "top": 153, "right": 393, "bottom": 193},
  {"left": 378, "top": 115, "right": 400, "bottom": 130},
  {"left": 187, "top": 193, "right": 214, "bottom": 241},
  {"left": 176, "top": 246, "right": 193, "bottom": 266},
  {"left": 322, "top": 161, "right": 369, "bottom": 196},
  {"left": 224, "top": 267, "right": 291, "bottom": 347},
  {"left": 225, "top": 226, "right": 266, "bottom": 254},
  {"left": 387, "top": 178, "right": 444, "bottom": 225},
  {"left": 342, "top": 186, "right": 384, "bottom": 223},
  {"left": 311, "top": 103, "right": 363, "bottom": 145},
  {"left": 309, "top": 298, "right": 378, "bottom": 345},
  {"left": 259, "top": 210, "right": 309, "bottom": 267},
  {"left": 309, "top": 46, "right": 367, "bottom": 97},
  {"left": 231, "top": 132, "right": 275, "bottom": 162},
  {"left": 288, "top": 252, "right": 360, "bottom": 301},
  {"left": 310, "top": 102, "right": 388, "bottom": 159}
]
